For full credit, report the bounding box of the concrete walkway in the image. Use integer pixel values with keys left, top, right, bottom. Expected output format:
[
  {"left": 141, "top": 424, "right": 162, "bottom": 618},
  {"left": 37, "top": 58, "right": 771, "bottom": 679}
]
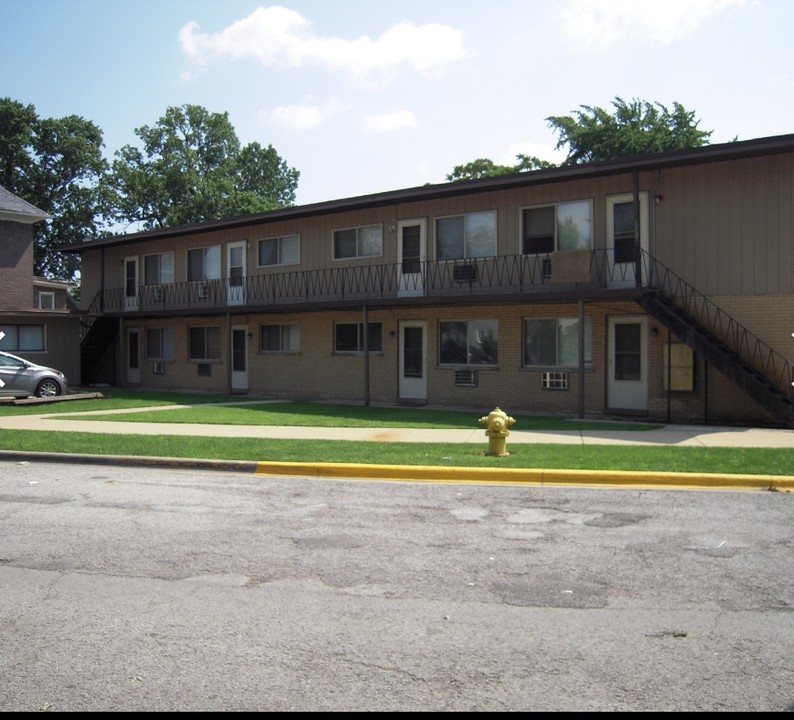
[{"left": 2, "top": 404, "right": 794, "bottom": 447}]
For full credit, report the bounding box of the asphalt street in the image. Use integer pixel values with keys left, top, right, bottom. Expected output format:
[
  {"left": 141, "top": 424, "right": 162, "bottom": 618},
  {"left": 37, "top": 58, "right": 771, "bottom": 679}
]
[{"left": 1, "top": 458, "right": 792, "bottom": 712}]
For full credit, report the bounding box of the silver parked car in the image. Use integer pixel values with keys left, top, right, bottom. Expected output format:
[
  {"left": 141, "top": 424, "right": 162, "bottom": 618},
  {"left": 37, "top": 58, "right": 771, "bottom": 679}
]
[{"left": 0, "top": 351, "right": 68, "bottom": 398}]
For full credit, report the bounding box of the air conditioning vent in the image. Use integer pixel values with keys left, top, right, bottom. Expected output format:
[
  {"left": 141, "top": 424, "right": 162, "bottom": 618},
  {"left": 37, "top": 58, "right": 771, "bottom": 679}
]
[
  {"left": 453, "top": 264, "right": 477, "bottom": 283},
  {"left": 152, "top": 361, "right": 165, "bottom": 375},
  {"left": 454, "top": 369, "right": 478, "bottom": 387},
  {"left": 197, "top": 363, "right": 211, "bottom": 377},
  {"left": 541, "top": 371, "right": 568, "bottom": 390}
]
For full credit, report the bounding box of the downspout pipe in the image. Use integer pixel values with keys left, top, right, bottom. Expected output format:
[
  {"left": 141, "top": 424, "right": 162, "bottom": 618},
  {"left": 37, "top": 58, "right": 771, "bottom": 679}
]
[
  {"left": 633, "top": 171, "right": 641, "bottom": 287},
  {"left": 363, "top": 305, "right": 370, "bottom": 406}
]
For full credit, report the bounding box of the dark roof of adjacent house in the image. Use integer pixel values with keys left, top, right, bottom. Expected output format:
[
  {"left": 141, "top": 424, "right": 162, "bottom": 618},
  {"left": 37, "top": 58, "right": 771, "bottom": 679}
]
[
  {"left": 59, "top": 132, "right": 794, "bottom": 254},
  {"left": 0, "top": 186, "right": 50, "bottom": 223}
]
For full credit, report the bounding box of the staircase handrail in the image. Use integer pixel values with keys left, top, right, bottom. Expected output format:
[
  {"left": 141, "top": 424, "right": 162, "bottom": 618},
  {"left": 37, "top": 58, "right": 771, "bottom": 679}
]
[{"left": 640, "top": 249, "right": 793, "bottom": 401}]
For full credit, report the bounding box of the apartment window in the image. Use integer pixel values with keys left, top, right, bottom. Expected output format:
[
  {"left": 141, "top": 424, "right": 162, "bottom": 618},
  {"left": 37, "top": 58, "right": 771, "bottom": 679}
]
[
  {"left": 333, "top": 225, "right": 382, "bottom": 260},
  {"left": 522, "top": 200, "right": 592, "bottom": 254},
  {"left": 334, "top": 322, "right": 382, "bottom": 353},
  {"left": 187, "top": 246, "right": 221, "bottom": 281},
  {"left": 439, "top": 320, "right": 498, "bottom": 366},
  {"left": 38, "top": 292, "right": 55, "bottom": 309},
  {"left": 146, "top": 328, "right": 175, "bottom": 360},
  {"left": 259, "top": 235, "right": 299, "bottom": 267},
  {"left": 188, "top": 326, "right": 222, "bottom": 361},
  {"left": 523, "top": 317, "right": 593, "bottom": 367},
  {"left": 436, "top": 211, "right": 496, "bottom": 260},
  {"left": 0, "top": 324, "right": 45, "bottom": 351},
  {"left": 144, "top": 252, "right": 174, "bottom": 285},
  {"left": 260, "top": 323, "right": 300, "bottom": 352}
]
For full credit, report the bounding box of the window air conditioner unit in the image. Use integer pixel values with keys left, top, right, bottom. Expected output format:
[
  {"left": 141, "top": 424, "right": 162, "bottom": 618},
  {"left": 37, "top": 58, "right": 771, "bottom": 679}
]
[
  {"left": 541, "top": 371, "right": 568, "bottom": 390},
  {"left": 197, "top": 363, "right": 211, "bottom": 376},
  {"left": 454, "top": 369, "right": 478, "bottom": 387},
  {"left": 152, "top": 361, "right": 165, "bottom": 375},
  {"left": 453, "top": 264, "right": 477, "bottom": 283}
]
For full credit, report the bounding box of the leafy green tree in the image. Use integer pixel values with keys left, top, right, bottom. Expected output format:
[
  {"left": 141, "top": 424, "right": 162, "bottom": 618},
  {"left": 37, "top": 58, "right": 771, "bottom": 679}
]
[
  {"left": 447, "top": 97, "right": 712, "bottom": 181},
  {"left": 447, "top": 154, "right": 553, "bottom": 181},
  {"left": 546, "top": 97, "right": 712, "bottom": 165},
  {"left": 106, "top": 104, "right": 299, "bottom": 231},
  {"left": 0, "top": 98, "right": 108, "bottom": 280}
]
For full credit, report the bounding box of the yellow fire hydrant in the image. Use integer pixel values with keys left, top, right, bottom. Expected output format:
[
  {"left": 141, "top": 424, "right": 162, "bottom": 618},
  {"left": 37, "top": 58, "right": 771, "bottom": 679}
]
[{"left": 479, "top": 406, "right": 516, "bottom": 456}]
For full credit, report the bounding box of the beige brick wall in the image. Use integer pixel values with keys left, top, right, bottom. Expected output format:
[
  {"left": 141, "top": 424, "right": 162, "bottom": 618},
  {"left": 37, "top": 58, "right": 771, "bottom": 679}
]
[{"left": 120, "top": 295, "right": 787, "bottom": 425}]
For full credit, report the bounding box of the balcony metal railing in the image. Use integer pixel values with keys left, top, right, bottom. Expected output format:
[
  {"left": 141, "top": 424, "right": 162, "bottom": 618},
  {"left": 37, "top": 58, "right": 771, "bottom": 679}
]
[
  {"left": 638, "top": 250, "right": 794, "bottom": 402},
  {"left": 92, "top": 251, "right": 643, "bottom": 315}
]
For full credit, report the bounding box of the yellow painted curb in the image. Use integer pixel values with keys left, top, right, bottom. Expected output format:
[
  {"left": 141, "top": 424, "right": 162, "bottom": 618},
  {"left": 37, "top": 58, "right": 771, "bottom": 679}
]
[{"left": 253, "top": 461, "right": 794, "bottom": 491}]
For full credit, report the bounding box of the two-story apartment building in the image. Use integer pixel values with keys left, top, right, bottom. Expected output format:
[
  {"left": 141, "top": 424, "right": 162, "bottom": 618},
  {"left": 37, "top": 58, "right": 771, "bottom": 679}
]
[
  {"left": 0, "top": 186, "right": 81, "bottom": 386},
  {"left": 61, "top": 134, "right": 794, "bottom": 427}
]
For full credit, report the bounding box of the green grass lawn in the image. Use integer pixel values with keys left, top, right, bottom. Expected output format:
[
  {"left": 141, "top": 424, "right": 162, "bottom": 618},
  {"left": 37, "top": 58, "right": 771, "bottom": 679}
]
[
  {"left": 0, "top": 390, "right": 659, "bottom": 431},
  {"left": 0, "top": 389, "right": 792, "bottom": 476},
  {"left": 1, "top": 429, "right": 793, "bottom": 475}
]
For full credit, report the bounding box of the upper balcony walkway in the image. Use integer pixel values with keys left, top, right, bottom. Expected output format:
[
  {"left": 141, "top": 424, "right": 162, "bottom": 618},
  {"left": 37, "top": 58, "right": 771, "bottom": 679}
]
[{"left": 90, "top": 249, "right": 643, "bottom": 317}]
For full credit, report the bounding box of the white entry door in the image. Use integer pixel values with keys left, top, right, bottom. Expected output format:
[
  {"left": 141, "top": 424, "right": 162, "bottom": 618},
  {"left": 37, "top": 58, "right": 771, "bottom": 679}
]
[
  {"left": 231, "top": 325, "right": 248, "bottom": 392},
  {"left": 227, "top": 242, "right": 246, "bottom": 305},
  {"left": 397, "top": 219, "right": 426, "bottom": 297},
  {"left": 399, "top": 321, "right": 427, "bottom": 401},
  {"left": 607, "top": 315, "right": 648, "bottom": 411},
  {"left": 607, "top": 192, "right": 649, "bottom": 288}
]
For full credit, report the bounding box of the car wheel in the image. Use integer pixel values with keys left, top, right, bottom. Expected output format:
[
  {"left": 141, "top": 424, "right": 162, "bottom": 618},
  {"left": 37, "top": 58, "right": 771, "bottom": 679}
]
[{"left": 35, "top": 379, "right": 61, "bottom": 398}]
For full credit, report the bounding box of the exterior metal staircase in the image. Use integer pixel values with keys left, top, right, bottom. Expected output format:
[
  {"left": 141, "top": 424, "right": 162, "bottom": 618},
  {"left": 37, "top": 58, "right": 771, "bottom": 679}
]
[
  {"left": 80, "top": 314, "right": 118, "bottom": 385},
  {"left": 637, "top": 252, "right": 794, "bottom": 427}
]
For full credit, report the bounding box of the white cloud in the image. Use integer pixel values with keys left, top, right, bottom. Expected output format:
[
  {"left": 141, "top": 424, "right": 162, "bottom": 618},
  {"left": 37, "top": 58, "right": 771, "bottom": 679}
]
[
  {"left": 559, "top": 0, "right": 748, "bottom": 50},
  {"left": 179, "top": 6, "right": 466, "bottom": 86},
  {"left": 363, "top": 110, "right": 418, "bottom": 133},
  {"left": 269, "top": 97, "right": 344, "bottom": 129}
]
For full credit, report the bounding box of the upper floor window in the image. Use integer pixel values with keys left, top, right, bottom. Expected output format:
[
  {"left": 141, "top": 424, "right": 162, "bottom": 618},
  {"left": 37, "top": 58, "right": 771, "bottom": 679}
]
[
  {"left": 144, "top": 252, "right": 174, "bottom": 285},
  {"left": 333, "top": 225, "right": 382, "bottom": 260},
  {"left": 259, "top": 235, "right": 299, "bottom": 267},
  {"left": 522, "top": 200, "right": 592, "bottom": 254},
  {"left": 146, "top": 328, "right": 175, "bottom": 361},
  {"left": 188, "top": 326, "right": 221, "bottom": 361},
  {"left": 38, "top": 292, "right": 55, "bottom": 309},
  {"left": 439, "top": 319, "right": 498, "bottom": 366},
  {"left": 187, "top": 246, "right": 221, "bottom": 282},
  {"left": 334, "top": 322, "right": 382, "bottom": 353},
  {"left": 0, "top": 324, "right": 45, "bottom": 352},
  {"left": 260, "top": 323, "right": 300, "bottom": 352},
  {"left": 523, "top": 317, "right": 592, "bottom": 367},
  {"left": 436, "top": 211, "right": 496, "bottom": 260}
]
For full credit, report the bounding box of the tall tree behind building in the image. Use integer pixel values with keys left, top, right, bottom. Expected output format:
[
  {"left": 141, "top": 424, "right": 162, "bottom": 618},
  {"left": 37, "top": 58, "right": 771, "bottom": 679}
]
[
  {"left": 446, "top": 97, "right": 713, "bottom": 181},
  {"left": 0, "top": 98, "right": 108, "bottom": 281},
  {"left": 546, "top": 97, "right": 713, "bottom": 165},
  {"left": 105, "top": 104, "right": 299, "bottom": 232}
]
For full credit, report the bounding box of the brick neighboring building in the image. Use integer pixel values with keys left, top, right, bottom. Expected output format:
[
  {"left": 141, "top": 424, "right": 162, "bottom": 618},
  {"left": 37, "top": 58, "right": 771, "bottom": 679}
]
[{"left": 0, "top": 186, "right": 82, "bottom": 387}]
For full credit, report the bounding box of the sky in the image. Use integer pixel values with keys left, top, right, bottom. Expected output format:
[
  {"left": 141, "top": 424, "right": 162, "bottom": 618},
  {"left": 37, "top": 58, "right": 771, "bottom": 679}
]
[{"left": 3, "top": 0, "right": 792, "bottom": 206}]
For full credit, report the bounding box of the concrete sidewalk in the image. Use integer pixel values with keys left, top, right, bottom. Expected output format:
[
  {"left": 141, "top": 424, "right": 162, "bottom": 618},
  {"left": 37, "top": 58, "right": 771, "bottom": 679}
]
[{"left": 2, "top": 406, "right": 794, "bottom": 447}]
